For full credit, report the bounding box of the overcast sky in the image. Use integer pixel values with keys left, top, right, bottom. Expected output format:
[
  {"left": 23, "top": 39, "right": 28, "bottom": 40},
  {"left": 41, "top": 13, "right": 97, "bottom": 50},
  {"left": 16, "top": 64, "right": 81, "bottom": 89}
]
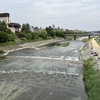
[{"left": 0, "top": 0, "right": 100, "bottom": 31}]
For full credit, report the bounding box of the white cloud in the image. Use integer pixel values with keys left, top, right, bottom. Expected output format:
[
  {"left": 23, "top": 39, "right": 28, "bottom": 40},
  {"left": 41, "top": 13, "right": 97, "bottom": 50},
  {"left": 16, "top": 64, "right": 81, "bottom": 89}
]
[{"left": 0, "top": 0, "right": 100, "bottom": 30}]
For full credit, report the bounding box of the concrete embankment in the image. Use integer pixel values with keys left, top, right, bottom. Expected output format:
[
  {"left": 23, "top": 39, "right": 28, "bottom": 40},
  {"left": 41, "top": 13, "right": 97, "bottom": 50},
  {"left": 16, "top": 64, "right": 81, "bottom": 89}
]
[{"left": 80, "top": 41, "right": 92, "bottom": 60}]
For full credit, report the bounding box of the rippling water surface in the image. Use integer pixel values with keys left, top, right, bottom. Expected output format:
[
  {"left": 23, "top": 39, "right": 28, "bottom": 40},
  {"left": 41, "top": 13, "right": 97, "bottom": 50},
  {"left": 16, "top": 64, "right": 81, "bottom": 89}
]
[{"left": 0, "top": 40, "right": 87, "bottom": 100}]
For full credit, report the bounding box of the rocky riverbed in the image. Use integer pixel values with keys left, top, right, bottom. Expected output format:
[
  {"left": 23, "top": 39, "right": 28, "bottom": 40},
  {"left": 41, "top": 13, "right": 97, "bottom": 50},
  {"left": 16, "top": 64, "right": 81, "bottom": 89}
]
[{"left": 0, "top": 39, "right": 87, "bottom": 100}]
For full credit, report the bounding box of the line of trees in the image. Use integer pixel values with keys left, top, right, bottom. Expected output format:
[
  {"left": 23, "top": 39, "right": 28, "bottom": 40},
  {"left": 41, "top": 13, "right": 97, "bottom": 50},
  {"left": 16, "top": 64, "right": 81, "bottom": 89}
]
[
  {"left": 0, "top": 22, "right": 88, "bottom": 43},
  {"left": 17, "top": 23, "right": 88, "bottom": 42},
  {"left": 17, "top": 24, "right": 65, "bottom": 42}
]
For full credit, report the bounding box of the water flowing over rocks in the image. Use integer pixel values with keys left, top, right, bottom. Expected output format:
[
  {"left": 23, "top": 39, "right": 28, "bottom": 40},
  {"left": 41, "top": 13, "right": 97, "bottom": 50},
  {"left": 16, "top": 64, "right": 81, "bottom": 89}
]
[{"left": 0, "top": 40, "right": 87, "bottom": 100}]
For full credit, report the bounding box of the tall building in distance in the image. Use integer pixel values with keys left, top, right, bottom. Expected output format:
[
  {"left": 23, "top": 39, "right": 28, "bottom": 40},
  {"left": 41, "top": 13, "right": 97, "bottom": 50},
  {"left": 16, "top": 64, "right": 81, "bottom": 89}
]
[
  {"left": 52, "top": 24, "right": 55, "bottom": 29},
  {"left": 0, "top": 13, "right": 21, "bottom": 33}
]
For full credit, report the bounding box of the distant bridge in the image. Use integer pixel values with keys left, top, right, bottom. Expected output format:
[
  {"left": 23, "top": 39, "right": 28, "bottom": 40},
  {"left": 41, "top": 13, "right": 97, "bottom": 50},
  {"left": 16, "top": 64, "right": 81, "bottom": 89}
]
[{"left": 63, "top": 33, "right": 100, "bottom": 40}]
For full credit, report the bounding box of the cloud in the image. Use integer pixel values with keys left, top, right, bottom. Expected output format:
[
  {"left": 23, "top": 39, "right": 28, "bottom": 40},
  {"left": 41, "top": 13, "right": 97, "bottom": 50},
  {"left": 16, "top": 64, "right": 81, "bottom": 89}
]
[{"left": 0, "top": 0, "right": 100, "bottom": 30}]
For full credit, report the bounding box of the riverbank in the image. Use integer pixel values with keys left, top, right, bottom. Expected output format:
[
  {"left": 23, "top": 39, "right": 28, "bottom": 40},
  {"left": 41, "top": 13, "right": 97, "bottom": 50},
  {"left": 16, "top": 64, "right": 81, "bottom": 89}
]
[
  {"left": 0, "top": 38, "right": 64, "bottom": 55},
  {"left": 81, "top": 38, "right": 100, "bottom": 100},
  {"left": 83, "top": 58, "right": 100, "bottom": 100}
]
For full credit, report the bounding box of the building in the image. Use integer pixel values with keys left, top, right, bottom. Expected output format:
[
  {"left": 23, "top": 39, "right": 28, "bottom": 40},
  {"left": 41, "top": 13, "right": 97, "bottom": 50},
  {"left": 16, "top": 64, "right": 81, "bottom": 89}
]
[
  {"left": 8, "top": 23, "right": 21, "bottom": 33},
  {"left": 52, "top": 24, "right": 55, "bottom": 29},
  {"left": 0, "top": 13, "right": 21, "bottom": 33},
  {"left": 0, "top": 13, "right": 10, "bottom": 24},
  {"left": 30, "top": 26, "right": 35, "bottom": 32}
]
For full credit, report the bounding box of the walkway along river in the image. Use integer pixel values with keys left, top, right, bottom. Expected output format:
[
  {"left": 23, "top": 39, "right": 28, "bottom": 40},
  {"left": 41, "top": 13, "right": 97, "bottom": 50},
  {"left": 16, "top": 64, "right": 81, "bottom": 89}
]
[{"left": 0, "top": 40, "right": 87, "bottom": 100}]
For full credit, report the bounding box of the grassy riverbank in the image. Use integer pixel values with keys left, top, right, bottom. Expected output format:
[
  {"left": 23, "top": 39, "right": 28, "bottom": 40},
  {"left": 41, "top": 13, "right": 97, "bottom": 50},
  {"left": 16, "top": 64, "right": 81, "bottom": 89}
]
[
  {"left": 0, "top": 41, "right": 18, "bottom": 46},
  {"left": 83, "top": 58, "right": 100, "bottom": 100},
  {"left": 60, "top": 42, "right": 70, "bottom": 47},
  {"left": 82, "top": 37, "right": 94, "bottom": 43},
  {"left": 82, "top": 38, "right": 90, "bottom": 43},
  {"left": 95, "top": 38, "right": 100, "bottom": 46}
]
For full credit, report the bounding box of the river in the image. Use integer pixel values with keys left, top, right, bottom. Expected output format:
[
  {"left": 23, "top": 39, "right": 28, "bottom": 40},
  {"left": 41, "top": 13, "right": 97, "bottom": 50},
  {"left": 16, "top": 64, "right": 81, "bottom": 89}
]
[{"left": 0, "top": 39, "right": 87, "bottom": 100}]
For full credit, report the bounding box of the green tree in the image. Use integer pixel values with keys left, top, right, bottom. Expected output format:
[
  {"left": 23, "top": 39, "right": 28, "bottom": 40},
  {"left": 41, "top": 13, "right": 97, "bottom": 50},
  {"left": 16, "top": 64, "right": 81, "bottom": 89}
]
[
  {"left": 31, "top": 32, "right": 39, "bottom": 40},
  {"left": 0, "top": 32, "right": 8, "bottom": 42},
  {"left": 45, "top": 26, "right": 53, "bottom": 35},
  {"left": 0, "top": 21, "right": 16, "bottom": 43},
  {"left": 0, "top": 21, "right": 7, "bottom": 32},
  {"left": 39, "top": 30, "right": 48, "bottom": 39},
  {"left": 17, "top": 32, "right": 32, "bottom": 40},
  {"left": 0, "top": 31, "right": 16, "bottom": 42},
  {"left": 21, "top": 23, "right": 30, "bottom": 33}
]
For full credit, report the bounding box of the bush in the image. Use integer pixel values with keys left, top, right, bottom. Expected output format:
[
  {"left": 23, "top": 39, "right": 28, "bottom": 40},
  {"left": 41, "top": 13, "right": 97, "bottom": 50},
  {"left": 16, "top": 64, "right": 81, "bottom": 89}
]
[
  {"left": 0, "top": 50, "right": 5, "bottom": 54},
  {"left": 0, "top": 31, "right": 16, "bottom": 42},
  {"left": 0, "top": 32, "right": 9, "bottom": 42},
  {"left": 21, "top": 37, "right": 28, "bottom": 42},
  {"left": 39, "top": 31, "right": 47, "bottom": 39}
]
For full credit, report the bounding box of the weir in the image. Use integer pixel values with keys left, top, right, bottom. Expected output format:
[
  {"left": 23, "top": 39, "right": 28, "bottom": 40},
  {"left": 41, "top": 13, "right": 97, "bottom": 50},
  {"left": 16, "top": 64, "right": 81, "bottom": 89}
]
[
  {"left": 7, "top": 55, "right": 79, "bottom": 61},
  {"left": 0, "top": 40, "right": 87, "bottom": 100}
]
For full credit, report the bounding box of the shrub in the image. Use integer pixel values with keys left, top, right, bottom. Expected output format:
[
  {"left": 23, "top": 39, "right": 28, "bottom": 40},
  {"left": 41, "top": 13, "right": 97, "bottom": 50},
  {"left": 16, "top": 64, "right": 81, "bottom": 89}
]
[
  {"left": 21, "top": 37, "right": 28, "bottom": 42},
  {"left": 0, "top": 50, "right": 5, "bottom": 54}
]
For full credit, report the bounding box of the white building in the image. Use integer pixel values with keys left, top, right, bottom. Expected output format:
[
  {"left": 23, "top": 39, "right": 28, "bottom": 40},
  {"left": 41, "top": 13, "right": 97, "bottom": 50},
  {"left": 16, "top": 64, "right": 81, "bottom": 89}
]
[
  {"left": 0, "top": 13, "right": 21, "bottom": 33},
  {"left": 30, "top": 26, "right": 35, "bottom": 32},
  {"left": 0, "top": 13, "right": 10, "bottom": 24}
]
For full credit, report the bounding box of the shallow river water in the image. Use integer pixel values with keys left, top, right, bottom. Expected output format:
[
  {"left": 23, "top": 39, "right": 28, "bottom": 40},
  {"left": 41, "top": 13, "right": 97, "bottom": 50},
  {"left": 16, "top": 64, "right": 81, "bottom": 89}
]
[{"left": 0, "top": 40, "right": 87, "bottom": 100}]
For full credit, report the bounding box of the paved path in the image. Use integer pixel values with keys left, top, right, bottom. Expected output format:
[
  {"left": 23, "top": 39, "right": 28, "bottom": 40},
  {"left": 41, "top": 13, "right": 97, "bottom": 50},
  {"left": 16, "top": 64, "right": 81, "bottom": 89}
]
[
  {"left": 92, "top": 38, "right": 100, "bottom": 57},
  {"left": 91, "top": 38, "right": 100, "bottom": 69}
]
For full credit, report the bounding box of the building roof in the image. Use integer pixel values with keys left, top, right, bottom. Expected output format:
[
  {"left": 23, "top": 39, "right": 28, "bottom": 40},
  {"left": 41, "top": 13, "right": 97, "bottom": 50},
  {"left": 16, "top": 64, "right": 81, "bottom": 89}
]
[
  {"left": 0, "top": 13, "right": 10, "bottom": 17},
  {"left": 8, "top": 22, "right": 21, "bottom": 28}
]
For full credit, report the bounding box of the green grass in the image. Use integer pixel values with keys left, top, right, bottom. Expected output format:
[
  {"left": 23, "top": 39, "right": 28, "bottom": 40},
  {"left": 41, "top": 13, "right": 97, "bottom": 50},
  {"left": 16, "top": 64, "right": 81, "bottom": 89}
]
[
  {"left": 0, "top": 41, "right": 18, "bottom": 46},
  {"left": 82, "top": 38, "right": 90, "bottom": 43},
  {"left": 82, "top": 37, "right": 95, "bottom": 43},
  {"left": 95, "top": 38, "right": 100, "bottom": 46},
  {"left": 83, "top": 58, "right": 100, "bottom": 100},
  {"left": 60, "top": 42, "right": 70, "bottom": 47}
]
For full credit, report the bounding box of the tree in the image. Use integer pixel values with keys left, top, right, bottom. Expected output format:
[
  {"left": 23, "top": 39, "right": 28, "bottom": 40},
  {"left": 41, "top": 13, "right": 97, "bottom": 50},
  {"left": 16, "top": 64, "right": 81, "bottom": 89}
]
[
  {"left": 31, "top": 32, "right": 39, "bottom": 40},
  {"left": 39, "top": 30, "right": 48, "bottom": 39},
  {"left": 34, "top": 27, "right": 39, "bottom": 31},
  {"left": 0, "top": 21, "right": 7, "bottom": 32},
  {"left": 0, "top": 32, "right": 8, "bottom": 42},
  {"left": 45, "top": 26, "right": 53, "bottom": 35},
  {"left": 0, "top": 21, "right": 16, "bottom": 43},
  {"left": 45, "top": 26, "right": 56, "bottom": 37},
  {"left": 21, "top": 23, "right": 30, "bottom": 33}
]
